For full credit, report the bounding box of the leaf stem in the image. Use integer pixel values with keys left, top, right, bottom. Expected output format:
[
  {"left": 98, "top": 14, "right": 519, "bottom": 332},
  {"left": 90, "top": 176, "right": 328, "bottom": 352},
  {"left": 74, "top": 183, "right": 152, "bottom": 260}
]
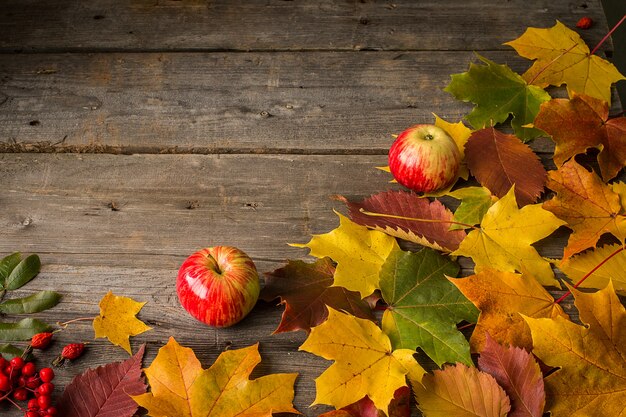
[
  {"left": 57, "top": 316, "right": 95, "bottom": 328},
  {"left": 358, "top": 208, "right": 477, "bottom": 230},
  {"left": 527, "top": 43, "right": 578, "bottom": 86},
  {"left": 590, "top": 14, "right": 626, "bottom": 56},
  {"left": 554, "top": 245, "right": 625, "bottom": 304}
]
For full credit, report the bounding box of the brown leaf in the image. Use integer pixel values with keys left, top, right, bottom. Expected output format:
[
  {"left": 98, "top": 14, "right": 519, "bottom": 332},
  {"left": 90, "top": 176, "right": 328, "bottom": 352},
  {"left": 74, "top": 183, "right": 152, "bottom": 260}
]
[
  {"left": 478, "top": 335, "right": 545, "bottom": 417},
  {"left": 261, "top": 258, "right": 375, "bottom": 334},
  {"left": 317, "top": 386, "right": 411, "bottom": 417},
  {"left": 543, "top": 159, "right": 626, "bottom": 259},
  {"left": 465, "top": 128, "right": 546, "bottom": 206},
  {"left": 534, "top": 93, "right": 626, "bottom": 181},
  {"left": 58, "top": 344, "right": 147, "bottom": 417},
  {"left": 338, "top": 191, "right": 466, "bottom": 252}
]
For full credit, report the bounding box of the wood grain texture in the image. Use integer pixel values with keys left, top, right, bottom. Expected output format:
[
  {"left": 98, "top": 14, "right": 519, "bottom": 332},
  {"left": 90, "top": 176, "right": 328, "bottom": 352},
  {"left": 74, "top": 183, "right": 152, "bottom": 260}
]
[
  {"left": 0, "top": 51, "right": 587, "bottom": 152},
  {"left": 0, "top": 0, "right": 610, "bottom": 52}
]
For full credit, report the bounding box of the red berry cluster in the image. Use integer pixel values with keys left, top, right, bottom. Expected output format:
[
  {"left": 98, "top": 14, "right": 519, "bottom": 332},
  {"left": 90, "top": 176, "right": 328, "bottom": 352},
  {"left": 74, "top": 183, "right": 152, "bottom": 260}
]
[{"left": 0, "top": 356, "right": 57, "bottom": 417}]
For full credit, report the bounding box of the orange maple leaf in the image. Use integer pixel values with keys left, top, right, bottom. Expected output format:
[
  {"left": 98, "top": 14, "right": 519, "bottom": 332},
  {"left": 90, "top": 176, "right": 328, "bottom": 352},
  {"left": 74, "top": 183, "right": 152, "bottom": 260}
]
[{"left": 542, "top": 160, "right": 626, "bottom": 259}]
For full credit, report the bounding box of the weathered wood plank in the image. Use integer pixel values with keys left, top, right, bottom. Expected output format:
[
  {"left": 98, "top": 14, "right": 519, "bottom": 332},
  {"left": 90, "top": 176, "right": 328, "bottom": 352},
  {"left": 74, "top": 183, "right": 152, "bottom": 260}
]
[
  {"left": 0, "top": 0, "right": 609, "bottom": 52},
  {"left": 0, "top": 153, "right": 579, "bottom": 416},
  {"left": 0, "top": 51, "right": 580, "bottom": 152}
]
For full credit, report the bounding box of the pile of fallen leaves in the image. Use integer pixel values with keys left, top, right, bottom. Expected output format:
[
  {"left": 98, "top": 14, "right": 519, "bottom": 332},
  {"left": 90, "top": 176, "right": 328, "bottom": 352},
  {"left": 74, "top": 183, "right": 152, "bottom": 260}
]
[{"left": 4, "top": 20, "right": 625, "bottom": 417}]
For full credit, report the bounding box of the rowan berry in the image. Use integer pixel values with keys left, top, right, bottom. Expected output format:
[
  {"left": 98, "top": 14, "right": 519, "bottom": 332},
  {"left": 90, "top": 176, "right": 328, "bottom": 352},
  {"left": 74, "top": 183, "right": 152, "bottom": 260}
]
[
  {"left": 39, "top": 367, "right": 54, "bottom": 383},
  {"left": 38, "top": 382, "right": 54, "bottom": 396},
  {"left": 21, "top": 362, "right": 36, "bottom": 377},
  {"left": 10, "top": 356, "right": 25, "bottom": 370},
  {"left": 0, "top": 373, "right": 10, "bottom": 391},
  {"left": 37, "top": 394, "right": 51, "bottom": 409},
  {"left": 576, "top": 16, "right": 593, "bottom": 29},
  {"left": 27, "top": 398, "right": 39, "bottom": 410},
  {"left": 13, "top": 387, "right": 28, "bottom": 401}
]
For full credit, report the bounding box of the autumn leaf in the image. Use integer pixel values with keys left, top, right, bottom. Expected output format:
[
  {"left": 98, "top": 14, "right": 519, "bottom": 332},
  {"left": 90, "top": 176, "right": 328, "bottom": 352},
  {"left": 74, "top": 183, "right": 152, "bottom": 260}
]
[
  {"left": 464, "top": 128, "right": 547, "bottom": 206},
  {"left": 261, "top": 258, "right": 375, "bottom": 333},
  {"left": 451, "top": 187, "right": 565, "bottom": 286},
  {"left": 93, "top": 291, "right": 151, "bottom": 354},
  {"left": 542, "top": 160, "right": 626, "bottom": 259},
  {"left": 558, "top": 243, "right": 626, "bottom": 294},
  {"left": 59, "top": 345, "right": 147, "bottom": 417},
  {"left": 317, "top": 386, "right": 411, "bottom": 417},
  {"left": 133, "top": 337, "right": 298, "bottom": 417},
  {"left": 300, "top": 308, "right": 424, "bottom": 415},
  {"left": 379, "top": 248, "right": 478, "bottom": 366},
  {"left": 478, "top": 335, "right": 545, "bottom": 417},
  {"left": 505, "top": 21, "right": 625, "bottom": 103},
  {"left": 444, "top": 54, "right": 550, "bottom": 141},
  {"left": 451, "top": 268, "right": 567, "bottom": 352},
  {"left": 447, "top": 187, "right": 495, "bottom": 230},
  {"left": 340, "top": 191, "right": 466, "bottom": 253},
  {"left": 291, "top": 212, "right": 399, "bottom": 298},
  {"left": 414, "top": 364, "right": 511, "bottom": 417},
  {"left": 524, "top": 282, "right": 626, "bottom": 416},
  {"left": 534, "top": 93, "right": 626, "bottom": 182}
]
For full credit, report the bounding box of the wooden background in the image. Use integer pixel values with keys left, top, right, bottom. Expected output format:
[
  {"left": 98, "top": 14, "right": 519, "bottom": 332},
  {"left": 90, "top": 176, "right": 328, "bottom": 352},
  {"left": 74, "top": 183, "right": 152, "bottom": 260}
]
[{"left": 0, "top": 1, "right": 621, "bottom": 416}]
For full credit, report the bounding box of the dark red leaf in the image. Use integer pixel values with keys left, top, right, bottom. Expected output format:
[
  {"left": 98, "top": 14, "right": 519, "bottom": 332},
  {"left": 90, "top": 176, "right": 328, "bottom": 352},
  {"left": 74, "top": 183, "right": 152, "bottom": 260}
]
[
  {"left": 339, "top": 191, "right": 466, "bottom": 252},
  {"left": 465, "top": 128, "right": 546, "bottom": 206},
  {"left": 318, "top": 386, "right": 410, "bottom": 417},
  {"left": 478, "top": 334, "right": 545, "bottom": 417},
  {"left": 58, "top": 345, "right": 147, "bottom": 417},
  {"left": 261, "top": 258, "right": 375, "bottom": 334}
]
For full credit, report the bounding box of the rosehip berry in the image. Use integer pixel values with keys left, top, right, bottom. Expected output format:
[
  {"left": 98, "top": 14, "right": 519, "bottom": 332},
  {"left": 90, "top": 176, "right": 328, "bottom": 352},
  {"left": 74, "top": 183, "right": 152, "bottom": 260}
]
[
  {"left": 38, "top": 382, "right": 54, "bottom": 396},
  {"left": 10, "top": 356, "right": 25, "bottom": 370},
  {"left": 13, "top": 387, "right": 28, "bottom": 401},
  {"left": 0, "top": 373, "right": 10, "bottom": 391},
  {"left": 62, "top": 343, "right": 85, "bottom": 360},
  {"left": 27, "top": 398, "right": 39, "bottom": 410},
  {"left": 37, "top": 394, "right": 51, "bottom": 409},
  {"left": 576, "top": 16, "right": 593, "bottom": 29},
  {"left": 39, "top": 367, "right": 54, "bottom": 383},
  {"left": 30, "top": 332, "right": 53, "bottom": 350},
  {"left": 22, "top": 362, "right": 36, "bottom": 377}
]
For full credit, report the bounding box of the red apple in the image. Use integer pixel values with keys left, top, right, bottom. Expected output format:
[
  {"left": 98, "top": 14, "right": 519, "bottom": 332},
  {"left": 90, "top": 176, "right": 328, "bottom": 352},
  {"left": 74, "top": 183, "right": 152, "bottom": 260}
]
[
  {"left": 176, "top": 246, "right": 260, "bottom": 327},
  {"left": 388, "top": 124, "right": 461, "bottom": 193}
]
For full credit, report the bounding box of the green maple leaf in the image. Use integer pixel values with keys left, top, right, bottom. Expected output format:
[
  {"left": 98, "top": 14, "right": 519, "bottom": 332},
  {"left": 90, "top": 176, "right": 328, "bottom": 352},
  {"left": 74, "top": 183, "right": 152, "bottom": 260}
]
[
  {"left": 444, "top": 54, "right": 550, "bottom": 142},
  {"left": 448, "top": 186, "right": 495, "bottom": 230},
  {"left": 380, "top": 248, "right": 478, "bottom": 366}
]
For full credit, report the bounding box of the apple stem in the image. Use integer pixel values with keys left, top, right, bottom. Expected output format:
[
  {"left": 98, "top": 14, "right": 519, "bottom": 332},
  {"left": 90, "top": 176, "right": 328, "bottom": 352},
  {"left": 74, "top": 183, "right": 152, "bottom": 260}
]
[
  {"left": 358, "top": 208, "right": 477, "bottom": 230},
  {"left": 205, "top": 253, "right": 223, "bottom": 274},
  {"left": 554, "top": 245, "right": 625, "bottom": 304},
  {"left": 590, "top": 14, "right": 626, "bottom": 56}
]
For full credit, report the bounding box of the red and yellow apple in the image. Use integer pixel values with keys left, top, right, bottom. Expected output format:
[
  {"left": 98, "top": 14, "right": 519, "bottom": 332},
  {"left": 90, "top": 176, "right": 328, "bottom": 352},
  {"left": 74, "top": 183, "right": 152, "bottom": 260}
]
[
  {"left": 388, "top": 124, "right": 461, "bottom": 193},
  {"left": 176, "top": 246, "right": 260, "bottom": 327}
]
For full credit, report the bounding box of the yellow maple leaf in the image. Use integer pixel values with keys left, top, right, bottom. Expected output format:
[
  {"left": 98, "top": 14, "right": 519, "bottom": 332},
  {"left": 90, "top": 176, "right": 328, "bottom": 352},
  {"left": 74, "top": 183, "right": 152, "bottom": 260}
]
[
  {"left": 290, "top": 211, "right": 399, "bottom": 298},
  {"left": 524, "top": 282, "right": 626, "bottom": 416},
  {"left": 300, "top": 308, "right": 424, "bottom": 415},
  {"left": 450, "top": 268, "right": 567, "bottom": 352},
  {"left": 558, "top": 243, "right": 626, "bottom": 295},
  {"left": 505, "top": 21, "right": 625, "bottom": 103},
  {"left": 133, "top": 337, "right": 298, "bottom": 417},
  {"left": 93, "top": 291, "right": 151, "bottom": 354},
  {"left": 451, "top": 187, "right": 565, "bottom": 286}
]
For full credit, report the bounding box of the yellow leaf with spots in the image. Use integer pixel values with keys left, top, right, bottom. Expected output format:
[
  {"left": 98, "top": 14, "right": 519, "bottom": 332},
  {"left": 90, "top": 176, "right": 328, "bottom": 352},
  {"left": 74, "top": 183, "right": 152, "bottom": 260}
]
[
  {"left": 93, "top": 291, "right": 151, "bottom": 354},
  {"left": 133, "top": 337, "right": 298, "bottom": 417},
  {"left": 451, "top": 187, "right": 565, "bottom": 287},
  {"left": 300, "top": 308, "right": 424, "bottom": 415},
  {"left": 505, "top": 21, "right": 625, "bottom": 103},
  {"left": 290, "top": 211, "right": 400, "bottom": 298}
]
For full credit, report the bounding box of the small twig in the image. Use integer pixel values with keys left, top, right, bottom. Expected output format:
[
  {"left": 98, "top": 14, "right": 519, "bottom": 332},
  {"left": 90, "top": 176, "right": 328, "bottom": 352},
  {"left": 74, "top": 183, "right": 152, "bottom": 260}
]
[
  {"left": 56, "top": 316, "right": 95, "bottom": 328},
  {"left": 554, "top": 245, "right": 625, "bottom": 304}
]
